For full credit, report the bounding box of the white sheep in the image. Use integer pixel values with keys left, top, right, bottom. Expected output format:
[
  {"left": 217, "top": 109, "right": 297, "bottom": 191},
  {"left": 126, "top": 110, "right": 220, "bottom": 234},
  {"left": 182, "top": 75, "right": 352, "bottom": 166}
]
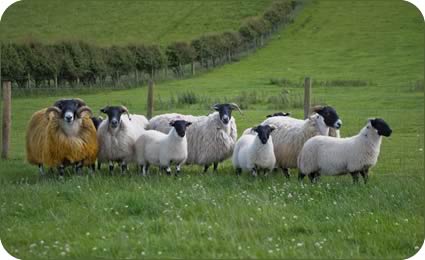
[
  {"left": 135, "top": 120, "right": 192, "bottom": 176},
  {"left": 97, "top": 106, "right": 149, "bottom": 174},
  {"left": 298, "top": 118, "right": 392, "bottom": 183},
  {"left": 149, "top": 103, "right": 242, "bottom": 173},
  {"left": 232, "top": 124, "right": 276, "bottom": 176},
  {"left": 243, "top": 106, "right": 342, "bottom": 177}
]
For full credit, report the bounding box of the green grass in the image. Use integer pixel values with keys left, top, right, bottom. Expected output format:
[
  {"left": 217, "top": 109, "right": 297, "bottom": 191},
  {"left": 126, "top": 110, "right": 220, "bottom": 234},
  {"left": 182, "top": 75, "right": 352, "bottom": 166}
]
[
  {"left": 0, "top": 0, "right": 424, "bottom": 258},
  {"left": 0, "top": 0, "right": 273, "bottom": 46}
]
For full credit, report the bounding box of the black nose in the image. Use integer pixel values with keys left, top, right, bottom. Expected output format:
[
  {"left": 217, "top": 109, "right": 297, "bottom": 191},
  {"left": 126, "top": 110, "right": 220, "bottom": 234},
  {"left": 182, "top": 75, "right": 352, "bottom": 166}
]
[
  {"left": 65, "top": 115, "right": 73, "bottom": 121},
  {"left": 223, "top": 118, "right": 229, "bottom": 124}
]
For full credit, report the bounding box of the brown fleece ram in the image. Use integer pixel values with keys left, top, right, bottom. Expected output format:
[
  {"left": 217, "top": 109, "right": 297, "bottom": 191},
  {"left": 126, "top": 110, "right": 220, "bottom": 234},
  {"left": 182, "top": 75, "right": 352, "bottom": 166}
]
[{"left": 26, "top": 105, "right": 98, "bottom": 168}]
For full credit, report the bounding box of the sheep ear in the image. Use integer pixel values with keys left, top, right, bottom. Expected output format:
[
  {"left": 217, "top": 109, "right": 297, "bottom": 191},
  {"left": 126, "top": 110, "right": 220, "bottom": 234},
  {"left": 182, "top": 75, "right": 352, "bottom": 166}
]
[
  {"left": 100, "top": 106, "right": 108, "bottom": 114},
  {"left": 185, "top": 122, "right": 192, "bottom": 127},
  {"left": 169, "top": 120, "right": 175, "bottom": 126},
  {"left": 251, "top": 126, "right": 258, "bottom": 133},
  {"left": 269, "top": 124, "right": 277, "bottom": 131}
]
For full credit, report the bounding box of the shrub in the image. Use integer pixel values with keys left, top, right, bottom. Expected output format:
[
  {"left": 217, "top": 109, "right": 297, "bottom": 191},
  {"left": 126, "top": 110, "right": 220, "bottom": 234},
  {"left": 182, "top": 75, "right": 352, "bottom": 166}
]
[{"left": 166, "top": 41, "right": 196, "bottom": 76}]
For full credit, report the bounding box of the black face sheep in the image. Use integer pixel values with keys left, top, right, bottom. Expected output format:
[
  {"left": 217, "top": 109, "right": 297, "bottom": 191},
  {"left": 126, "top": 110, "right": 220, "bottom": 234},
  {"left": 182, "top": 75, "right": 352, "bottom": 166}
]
[
  {"left": 232, "top": 124, "right": 276, "bottom": 176},
  {"left": 242, "top": 106, "right": 342, "bottom": 178},
  {"left": 25, "top": 98, "right": 98, "bottom": 175},
  {"left": 298, "top": 118, "right": 392, "bottom": 184},
  {"left": 96, "top": 106, "right": 149, "bottom": 174},
  {"left": 148, "top": 103, "right": 242, "bottom": 173},
  {"left": 135, "top": 120, "right": 192, "bottom": 176}
]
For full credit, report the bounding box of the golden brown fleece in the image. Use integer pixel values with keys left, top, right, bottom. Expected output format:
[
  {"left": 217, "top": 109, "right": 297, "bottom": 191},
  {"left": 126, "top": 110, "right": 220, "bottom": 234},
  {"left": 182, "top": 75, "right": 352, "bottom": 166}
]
[{"left": 26, "top": 108, "right": 98, "bottom": 167}]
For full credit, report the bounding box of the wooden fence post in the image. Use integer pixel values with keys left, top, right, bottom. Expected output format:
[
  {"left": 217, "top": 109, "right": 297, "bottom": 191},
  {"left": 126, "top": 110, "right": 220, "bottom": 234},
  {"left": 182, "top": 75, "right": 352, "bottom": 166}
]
[
  {"left": 147, "top": 79, "right": 154, "bottom": 119},
  {"left": 304, "top": 77, "right": 311, "bottom": 119},
  {"left": 2, "top": 81, "right": 12, "bottom": 159}
]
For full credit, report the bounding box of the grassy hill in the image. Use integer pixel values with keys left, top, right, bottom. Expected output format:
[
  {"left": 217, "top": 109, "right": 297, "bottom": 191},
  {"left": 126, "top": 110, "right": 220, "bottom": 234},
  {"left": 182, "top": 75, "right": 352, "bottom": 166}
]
[
  {"left": 0, "top": 0, "right": 424, "bottom": 258},
  {"left": 0, "top": 0, "right": 273, "bottom": 46}
]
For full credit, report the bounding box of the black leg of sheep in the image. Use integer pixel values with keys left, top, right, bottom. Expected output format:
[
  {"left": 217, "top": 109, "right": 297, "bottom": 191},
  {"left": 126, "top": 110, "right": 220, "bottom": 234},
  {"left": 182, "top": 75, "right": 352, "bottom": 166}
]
[
  {"left": 360, "top": 169, "right": 369, "bottom": 184},
  {"left": 298, "top": 172, "right": 306, "bottom": 182},
  {"left": 281, "top": 168, "right": 290, "bottom": 179},
  {"left": 236, "top": 168, "right": 242, "bottom": 176},
  {"left": 213, "top": 162, "right": 219, "bottom": 173},
  {"left": 350, "top": 171, "right": 360, "bottom": 184},
  {"left": 203, "top": 165, "right": 210, "bottom": 174}
]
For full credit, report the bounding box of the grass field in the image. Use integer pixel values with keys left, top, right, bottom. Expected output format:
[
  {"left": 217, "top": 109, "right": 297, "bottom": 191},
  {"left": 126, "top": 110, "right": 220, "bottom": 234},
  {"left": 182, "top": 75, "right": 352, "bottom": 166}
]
[
  {"left": 0, "top": 0, "right": 273, "bottom": 46},
  {"left": 0, "top": 0, "right": 424, "bottom": 258}
]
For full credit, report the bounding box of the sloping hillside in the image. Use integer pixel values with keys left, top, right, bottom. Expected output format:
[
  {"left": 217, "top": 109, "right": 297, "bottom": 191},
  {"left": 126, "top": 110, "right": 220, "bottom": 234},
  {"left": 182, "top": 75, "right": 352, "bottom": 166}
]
[
  {"left": 0, "top": 0, "right": 273, "bottom": 45},
  {"left": 0, "top": 0, "right": 423, "bottom": 258}
]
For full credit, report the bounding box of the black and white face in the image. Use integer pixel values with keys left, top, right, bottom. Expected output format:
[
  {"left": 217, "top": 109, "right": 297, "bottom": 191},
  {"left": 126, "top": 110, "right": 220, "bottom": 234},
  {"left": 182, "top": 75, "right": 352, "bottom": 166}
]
[
  {"left": 54, "top": 99, "right": 85, "bottom": 124},
  {"left": 315, "top": 106, "right": 342, "bottom": 129},
  {"left": 253, "top": 124, "right": 276, "bottom": 144},
  {"left": 100, "top": 106, "right": 128, "bottom": 129},
  {"left": 266, "top": 112, "right": 290, "bottom": 118},
  {"left": 370, "top": 118, "right": 392, "bottom": 137},
  {"left": 213, "top": 104, "right": 233, "bottom": 125},
  {"left": 170, "top": 120, "right": 192, "bottom": 137}
]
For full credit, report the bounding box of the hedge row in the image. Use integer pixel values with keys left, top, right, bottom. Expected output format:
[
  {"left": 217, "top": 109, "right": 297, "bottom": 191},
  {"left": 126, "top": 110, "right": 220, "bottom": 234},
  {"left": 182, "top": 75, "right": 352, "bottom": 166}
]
[{"left": 1, "top": 0, "right": 296, "bottom": 88}]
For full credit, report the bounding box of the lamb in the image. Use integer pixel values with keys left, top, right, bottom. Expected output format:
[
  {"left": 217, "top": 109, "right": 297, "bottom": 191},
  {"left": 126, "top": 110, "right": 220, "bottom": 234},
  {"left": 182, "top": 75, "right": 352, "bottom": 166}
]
[
  {"left": 135, "top": 120, "right": 192, "bottom": 176},
  {"left": 26, "top": 98, "right": 98, "bottom": 175},
  {"left": 242, "top": 106, "right": 342, "bottom": 177},
  {"left": 298, "top": 118, "right": 392, "bottom": 184},
  {"left": 149, "top": 103, "right": 242, "bottom": 173},
  {"left": 232, "top": 124, "right": 276, "bottom": 176},
  {"left": 96, "top": 106, "right": 149, "bottom": 174}
]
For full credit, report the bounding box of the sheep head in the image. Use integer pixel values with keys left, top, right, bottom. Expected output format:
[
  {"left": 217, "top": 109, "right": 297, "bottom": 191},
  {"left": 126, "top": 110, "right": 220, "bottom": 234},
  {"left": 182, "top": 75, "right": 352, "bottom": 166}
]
[
  {"left": 100, "top": 105, "right": 131, "bottom": 129},
  {"left": 211, "top": 103, "right": 242, "bottom": 125}
]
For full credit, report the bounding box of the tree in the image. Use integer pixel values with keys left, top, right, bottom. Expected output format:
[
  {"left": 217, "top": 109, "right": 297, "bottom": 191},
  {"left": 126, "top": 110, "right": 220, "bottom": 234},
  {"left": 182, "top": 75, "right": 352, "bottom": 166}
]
[{"left": 166, "top": 41, "right": 196, "bottom": 77}]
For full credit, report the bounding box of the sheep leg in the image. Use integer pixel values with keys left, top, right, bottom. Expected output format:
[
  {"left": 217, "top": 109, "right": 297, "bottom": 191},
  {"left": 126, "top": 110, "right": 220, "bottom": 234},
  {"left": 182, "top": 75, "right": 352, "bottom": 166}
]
[
  {"left": 203, "top": 165, "right": 210, "bottom": 173},
  {"left": 75, "top": 161, "right": 83, "bottom": 175},
  {"left": 308, "top": 172, "right": 318, "bottom": 183},
  {"left": 213, "top": 162, "right": 219, "bottom": 173},
  {"left": 109, "top": 162, "right": 114, "bottom": 174},
  {"left": 58, "top": 165, "right": 65, "bottom": 176},
  {"left": 121, "top": 162, "right": 127, "bottom": 175},
  {"left": 176, "top": 164, "right": 181, "bottom": 176},
  {"left": 281, "top": 168, "right": 290, "bottom": 179},
  {"left": 236, "top": 168, "right": 242, "bottom": 176},
  {"left": 38, "top": 164, "right": 45, "bottom": 176},
  {"left": 97, "top": 162, "right": 101, "bottom": 171},
  {"left": 89, "top": 164, "right": 96, "bottom": 175},
  {"left": 350, "top": 171, "right": 360, "bottom": 184},
  {"left": 165, "top": 166, "right": 172, "bottom": 176},
  {"left": 298, "top": 172, "right": 306, "bottom": 182},
  {"left": 360, "top": 169, "right": 369, "bottom": 184},
  {"left": 251, "top": 168, "right": 258, "bottom": 177}
]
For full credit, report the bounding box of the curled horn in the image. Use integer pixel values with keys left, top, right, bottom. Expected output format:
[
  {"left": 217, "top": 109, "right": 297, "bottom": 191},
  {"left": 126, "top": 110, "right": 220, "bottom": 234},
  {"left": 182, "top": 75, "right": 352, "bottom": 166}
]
[
  {"left": 74, "top": 98, "right": 86, "bottom": 107},
  {"left": 120, "top": 106, "right": 131, "bottom": 120},
  {"left": 311, "top": 105, "right": 324, "bottom": 114},
  {"left": 229, "top": 103, "right": 243, "bottom": 115},
  {"left": 45, "top": 106, "right": 61, "bottom": 118},
  {"left": 210, "top": 103, "right": 220, "bottom": 111},
  {"left": 77, "top": 106, "right": 93, "bottom": 118}
]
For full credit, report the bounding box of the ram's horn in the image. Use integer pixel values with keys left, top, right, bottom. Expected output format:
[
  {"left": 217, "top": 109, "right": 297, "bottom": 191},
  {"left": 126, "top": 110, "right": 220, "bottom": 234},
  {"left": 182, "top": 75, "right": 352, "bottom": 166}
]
[
  {"left": 74, "top": 98, "right": 86, "bottom": 107},
  {"left": 45, "top": 106, "right": 61, "bottom": 118},
  {"left": 311, "top": 105, "right": 324, "bottom": 113},
  {"left": 211, "top": 103, "right": 220, "bottom": 111},
  {"left": 77, "top": 106, "right": 93, "bottom": 117},
  {"left": 120, "top": 106, "right": 131, "bottom": 120},
  {"left": 229, "top": 103, "right": 243, "bottom": 114}
]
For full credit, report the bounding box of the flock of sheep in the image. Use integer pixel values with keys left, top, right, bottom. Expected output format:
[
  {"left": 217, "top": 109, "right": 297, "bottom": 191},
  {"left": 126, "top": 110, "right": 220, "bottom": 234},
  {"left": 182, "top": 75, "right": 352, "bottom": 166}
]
[{"left": 25, "top": 98, "right": 392, "bottom": 183}]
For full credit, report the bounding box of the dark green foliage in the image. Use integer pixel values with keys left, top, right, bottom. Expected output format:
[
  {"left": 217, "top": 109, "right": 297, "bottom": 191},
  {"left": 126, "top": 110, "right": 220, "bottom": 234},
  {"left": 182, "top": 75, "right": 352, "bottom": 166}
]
[
  {"left": 0, "top": 43, "right": 25, "bottom": 82},
  {"left": 0, "top": 1, "right": 294, "bottom": 88},
  {"left": 166, "top": 42, "right": 196, "bottom": 76}
]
